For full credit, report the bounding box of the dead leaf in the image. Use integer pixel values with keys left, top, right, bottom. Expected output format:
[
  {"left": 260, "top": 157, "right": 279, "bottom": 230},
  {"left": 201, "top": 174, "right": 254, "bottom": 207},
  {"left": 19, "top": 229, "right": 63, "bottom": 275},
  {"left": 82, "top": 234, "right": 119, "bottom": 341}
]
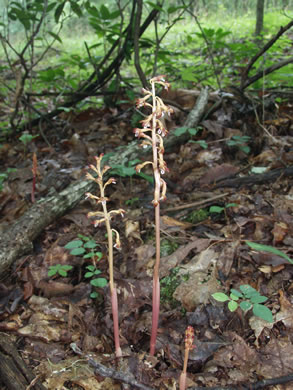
[
  {"left": 173, "top": 262, "right": 219, "bottom": 311},
  {"left": 160, "top": 215, "right": 193, "bottom": 231},
  {"left": 160, "top": 239, "right": 210, "bottom": 278},
  {"left": 275, "top": 290, "right": 293, "bottom": 329},
  {"left": 272, "top": 221, "right": 289, "bottom": 245},
  {"left": 125, "top": 219, "right": 142, "bottom": 242},
  {"left": 200, "top": 164, "right": 238, "bottom": 186}
]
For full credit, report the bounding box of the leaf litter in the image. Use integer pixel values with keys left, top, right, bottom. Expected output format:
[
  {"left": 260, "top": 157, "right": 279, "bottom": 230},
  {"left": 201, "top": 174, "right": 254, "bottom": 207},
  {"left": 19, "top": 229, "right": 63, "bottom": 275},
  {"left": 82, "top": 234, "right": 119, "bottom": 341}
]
[{"left": 0, "top": 87, "right": 293, "bottom": 389}]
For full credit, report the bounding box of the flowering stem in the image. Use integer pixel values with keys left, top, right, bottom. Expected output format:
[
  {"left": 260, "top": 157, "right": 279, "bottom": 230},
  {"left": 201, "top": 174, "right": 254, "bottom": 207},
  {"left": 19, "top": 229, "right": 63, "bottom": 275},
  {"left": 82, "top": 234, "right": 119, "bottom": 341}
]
[
  {"left": 85, "top": 155, "right": 123, "bottom": 358},
  {"left": 134, "top": 76, "right": 172, "bottom": 356},
  {"left": 101, "top": 190, "right": 122, "bottom": 358}
]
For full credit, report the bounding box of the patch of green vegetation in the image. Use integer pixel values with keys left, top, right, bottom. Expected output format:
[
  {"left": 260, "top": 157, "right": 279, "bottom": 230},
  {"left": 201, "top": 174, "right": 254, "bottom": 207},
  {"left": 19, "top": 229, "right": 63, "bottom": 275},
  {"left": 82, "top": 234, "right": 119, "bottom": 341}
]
[
  {"left": 185, "top": 208, "right": 209, "bottom": 224},
  {"left": 160, "top": 267, "right": 188, "bottom": 310},
  {"left": 212, "top": 284, "right": 273, "bottom": 323},
  {"left": 160, "top": 238, "right": 179, "bottom": 257}
]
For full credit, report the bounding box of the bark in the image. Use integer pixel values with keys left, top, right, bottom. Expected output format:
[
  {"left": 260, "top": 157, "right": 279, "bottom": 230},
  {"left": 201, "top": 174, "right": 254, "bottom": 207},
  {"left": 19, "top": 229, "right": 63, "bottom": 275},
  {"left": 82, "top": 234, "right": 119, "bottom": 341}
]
[
  {"left": 0, "top": 333, "right": 46, "bottom": 390},
  {"left": 0, "top": 89, "right": 209, "bottom": 278},
  {"left": 255, "top": 0, "right": 265, "bottom": 36}
]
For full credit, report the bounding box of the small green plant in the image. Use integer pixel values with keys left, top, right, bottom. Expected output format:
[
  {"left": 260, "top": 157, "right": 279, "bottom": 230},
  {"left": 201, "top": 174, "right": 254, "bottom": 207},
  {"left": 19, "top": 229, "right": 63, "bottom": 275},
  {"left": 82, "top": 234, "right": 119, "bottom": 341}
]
[
  {"left": 48, "top": 264, "right": 73, "bottom": 277},
  {"left": 226, "top": 135, "right": 251, "bottom": 154},
  {"left": 19, "top": 133, "right": 38, "bottom": 145},
  {"left": 125, "top": 196, "right": 140, "bottom": 206},
  {"left": 84, "top": 265, "right": 107, "bottom": 298},
  {"left": 209, "top": 203, "right": 238, "bottom": 214},
  {"left": 0, "top": 168, "right": 16, "bottom": 191},
  {"left": 65, "top": 235, "right": 107, "bottom": 297},
  {"left": 109, "top": 159, "right": 153, "bottom": 184},
  {"left": 212, "top": 284, "right": 273, "bottom": 323},
  {"left": 65, "top": 234, "right": 102, "bottom": 260},
  {"left": 173, "top": 126, "right": 208, "bottom": 149},
  {"left": 160, "top": 267, "right": 188, "bottom": 309}
]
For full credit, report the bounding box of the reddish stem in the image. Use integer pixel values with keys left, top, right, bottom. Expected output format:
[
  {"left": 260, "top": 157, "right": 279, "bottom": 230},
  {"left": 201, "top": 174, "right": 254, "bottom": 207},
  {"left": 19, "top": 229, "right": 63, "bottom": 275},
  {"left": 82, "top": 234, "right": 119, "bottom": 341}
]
[
  {"left": 111, "top": 287, "right": 122, "bottom": 358},
  {"left": 150, "top": 203, "right": 161, "bottom": 355}
]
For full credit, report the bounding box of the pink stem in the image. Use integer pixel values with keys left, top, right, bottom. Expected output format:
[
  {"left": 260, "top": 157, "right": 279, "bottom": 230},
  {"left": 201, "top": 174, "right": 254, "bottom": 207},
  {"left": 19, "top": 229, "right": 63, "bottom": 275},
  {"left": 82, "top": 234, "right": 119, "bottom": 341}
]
[
  {"left": 111, "top": 287, "right": 122, "bottom": 358},
  {"left": 150, "top": 277, "right": 160, "bottom": 355},
  {"left": 179, "top": 373, "right": 187, "bottom": 390}
]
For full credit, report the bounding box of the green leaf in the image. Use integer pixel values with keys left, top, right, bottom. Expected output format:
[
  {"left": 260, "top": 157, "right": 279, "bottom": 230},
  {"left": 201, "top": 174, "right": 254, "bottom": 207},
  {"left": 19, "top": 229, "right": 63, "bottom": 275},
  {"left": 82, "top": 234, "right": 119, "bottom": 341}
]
[
  {"left": 225, "top": 203, "right": 238, "bottom": 208},
  {"left": 245, "top": 241, "right": 293, "bottom": 264},
  {"left": 230, "top": 293, "right": 240, "bottom": 301},
  {"left": 95, "top": 252, "right": 103, "bottom": 261},
  {"left": 209, "top": 206, "right": 224, "bottom": 214},
  {"left": 240, "top": 301, "right": 253, "bottom": 311},
  {"left": 230, "top": 289, "right": 243, "bottom": 298},
  {"left": 84, "top": 272, "right": 94, "bottom": 278},
  {"left": 70, "top": 247, "right": 86, "bottom": 256},
  {"left": 55, "top": 1, "right": 65, "bottom": 22},
  {"left": 212, "top": 292, "right": 230, "bottom": 302},
  {"left": 62, "top": 265, "right": 73, "bottom": 271},
  {"left": 83, "top": 252, "right": 95, "bottom": 259},
  {"left": 189, "top": 140, "right": 208, "bottom": 149},
  {"left": 228, "top": 300, "right": 238, "bottom": 312},
  {"left": 84, "top": 240, "right": 98, "bottom": 249},
  {"left": 251, "top": 295, "right": 268, "bottom": 304},
  {"left": 239, "top": 284, "right": 257, "bottom": 298},
  {"left": 70, "top": 1, "right": 82, "bottom": 17},
  {"left": 90, "top": 278, "right": 108, "bottom": 287},
  {"left": 146, "top": 1, "right": 164, "bottom": 11},
  {"left": 48, "top": 31, "right": 62, "bottom": 43},
  {"left": 90, "top": 292, "right": 98, "bottom": 298},
  {"left": 48, "top": 268, "right": 57, "bottom": 277},
  {"left": 100, "top": 4, "right": 110, "bottom": 19},
  {"left": 253, "top": 303, "right": 273, "bottom": 323},
  {"left": 174, "top": 127, "right": 188, "bottom": 137},
  {"left": 65, "top": 240, "right": 83, "bottom": 249},
  {"left": 58, "top": 269, "right": 68, "bottom": 277},
  {"left": 86, "top": 265, "right": 95, "bottom": 272},
  {"left": 188, "top": 128, "right": 198, "bottom": 136}
]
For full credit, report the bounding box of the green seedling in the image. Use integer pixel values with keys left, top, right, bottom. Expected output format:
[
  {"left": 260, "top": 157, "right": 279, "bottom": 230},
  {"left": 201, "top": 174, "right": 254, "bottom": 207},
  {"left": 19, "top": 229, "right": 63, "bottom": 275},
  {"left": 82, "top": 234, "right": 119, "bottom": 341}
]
[
  {"left": 19, "top": 133, "right": 38, "bottom": 145},
  {"left": 65, "top": 235, "right": 107, "bottom": 298},
  {"left": 48, "top": 264, "right": 73, "bottom": 277},
  {"left": 65, "top": 234, "right": 102, "bottom": 260},
  {"left": 125, "top": 196, "right": 140, "bottom": 206},
  {"left": 160, "top": 267, "right": 188, "bottom": 310},
  {"left": 209, "top": 203, "right": 238, "bottom": 214},
  {"left": 226, "top": 135, "right": 251, "bottom": 154},
  {"left": 212, "top": 284, "right": 273, "bottom": 323},
  {"left": 173, "top": 126, "right": 208, "bottom": 149},
  {"left": 0, "top": 168, "right": 16, "bottom": 192},
  {"left": 84, "top": 265, "right": 107, "bottom": 298},
  {"left": 110, "top": 159, "right": 153, "bottom": 184}
]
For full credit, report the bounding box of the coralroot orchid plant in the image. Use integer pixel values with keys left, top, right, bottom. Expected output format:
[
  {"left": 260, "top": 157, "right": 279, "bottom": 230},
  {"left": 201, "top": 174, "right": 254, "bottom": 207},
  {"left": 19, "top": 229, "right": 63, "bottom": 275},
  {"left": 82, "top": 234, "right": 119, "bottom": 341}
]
[
  {"left": 179, "top": 326, "right": 195, "bottom": 390},
  {"left": 134, "top": 75, "right": 173, "bottom": 355},
  {"left": 85, "top": 154, "right": 125, "bottom": 358}
]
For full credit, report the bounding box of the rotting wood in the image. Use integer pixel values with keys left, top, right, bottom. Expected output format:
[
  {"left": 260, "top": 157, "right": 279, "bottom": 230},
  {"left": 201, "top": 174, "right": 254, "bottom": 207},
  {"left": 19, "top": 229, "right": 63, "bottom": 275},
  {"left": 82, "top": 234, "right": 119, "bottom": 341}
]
[{"left": 0, "top": 333, "right": 46, "bottom": 390}]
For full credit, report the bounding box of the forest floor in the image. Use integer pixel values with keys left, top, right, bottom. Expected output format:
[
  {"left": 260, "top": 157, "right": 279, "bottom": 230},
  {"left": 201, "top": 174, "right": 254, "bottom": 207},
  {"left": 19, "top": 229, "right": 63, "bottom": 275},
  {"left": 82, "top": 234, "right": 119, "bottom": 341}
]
[{"left": 0, "top": 85, "right": 293, "bottom": 390}]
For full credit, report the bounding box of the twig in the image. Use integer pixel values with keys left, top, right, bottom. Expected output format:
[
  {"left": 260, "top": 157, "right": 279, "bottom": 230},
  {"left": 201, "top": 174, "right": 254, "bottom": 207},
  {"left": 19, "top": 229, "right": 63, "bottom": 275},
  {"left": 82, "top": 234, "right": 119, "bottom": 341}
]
[
  {"left": 134, "top": 0, "right": 148, "bottom": 88},
  {"left": 240, "top": 20, "right": 293, "bottom": 89},
  {"left": 189, "top": 372, "right": 293, "bottom": 389},
  {"left": 164, "top": 193, "right": 230, "bottom": 212},
  {"left": 242, "top": 56, "right": 293, "bottom": 90},
  {"left": 88, "top": 358, "right": 155, "bottom": 390}
]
